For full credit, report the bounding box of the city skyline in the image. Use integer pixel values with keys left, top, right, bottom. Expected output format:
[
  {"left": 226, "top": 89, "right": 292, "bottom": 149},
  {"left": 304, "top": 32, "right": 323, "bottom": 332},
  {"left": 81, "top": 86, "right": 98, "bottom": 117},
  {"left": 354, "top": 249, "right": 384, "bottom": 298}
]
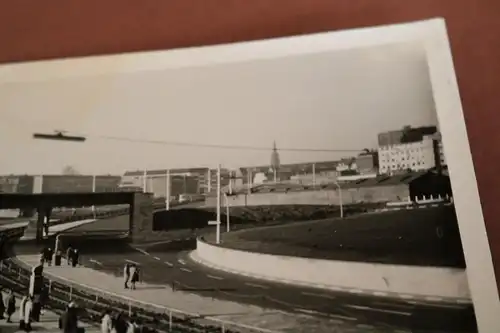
[{"left": 0, "top": 41, "right": 437, "bottom": 175}]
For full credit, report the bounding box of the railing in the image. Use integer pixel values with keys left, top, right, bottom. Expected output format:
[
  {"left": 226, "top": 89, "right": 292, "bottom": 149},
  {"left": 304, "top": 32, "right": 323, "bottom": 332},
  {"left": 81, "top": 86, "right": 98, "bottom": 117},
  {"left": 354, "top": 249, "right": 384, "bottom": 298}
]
[
  {"left": 0, "top": 213, "right": 278, "bottom": 333},
  {"left": 0, "top": 258, "right": 276, "bottom": 333}
]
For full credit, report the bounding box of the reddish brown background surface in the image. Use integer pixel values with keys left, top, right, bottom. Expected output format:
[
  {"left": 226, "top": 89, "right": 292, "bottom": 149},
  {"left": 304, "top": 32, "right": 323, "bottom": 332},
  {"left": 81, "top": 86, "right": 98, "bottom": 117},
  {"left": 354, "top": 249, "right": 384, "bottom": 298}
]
[{"left": 1, "top": 0, "right": 499, "bottom": 288}]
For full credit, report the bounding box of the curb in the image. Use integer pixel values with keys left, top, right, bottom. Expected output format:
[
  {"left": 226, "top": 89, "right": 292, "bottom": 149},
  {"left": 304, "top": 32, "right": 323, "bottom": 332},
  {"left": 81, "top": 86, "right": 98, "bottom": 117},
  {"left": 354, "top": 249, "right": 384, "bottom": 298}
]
[{"left": 189, "top": 250, "right": 472, "bottom": 305}]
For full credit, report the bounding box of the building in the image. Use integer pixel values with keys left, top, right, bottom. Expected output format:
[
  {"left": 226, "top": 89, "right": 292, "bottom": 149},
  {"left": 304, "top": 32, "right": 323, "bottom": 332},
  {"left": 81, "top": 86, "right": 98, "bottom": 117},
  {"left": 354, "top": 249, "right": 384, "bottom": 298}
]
[
  {"left": 122, "top": 168, "right": 211, "bottom": 198},
  {"left": 378, "top": 125, "right": 438, "bottom": 146},
  {"left": 355, "top": 151, "right": 379, "bottom": 174},
  {"left": 377, "top": 126, "right": 445, "bottom": 174},
  {"left": 0, "top": 174, "right": 121, "bottom": 194}
]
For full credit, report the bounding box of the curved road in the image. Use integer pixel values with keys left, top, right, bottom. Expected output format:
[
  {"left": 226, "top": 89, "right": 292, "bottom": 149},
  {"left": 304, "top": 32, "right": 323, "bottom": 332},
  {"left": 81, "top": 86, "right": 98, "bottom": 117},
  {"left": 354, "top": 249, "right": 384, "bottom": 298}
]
[{"left": 64, "top": 236, "right": 475, "bottom": 333}]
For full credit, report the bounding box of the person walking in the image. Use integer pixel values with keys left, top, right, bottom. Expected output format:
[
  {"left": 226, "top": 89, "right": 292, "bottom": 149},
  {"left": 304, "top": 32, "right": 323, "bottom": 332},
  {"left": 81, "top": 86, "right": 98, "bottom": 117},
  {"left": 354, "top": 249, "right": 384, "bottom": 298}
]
[
  {"left": 59, "top": 301, "right": 79, "bottom": 333},
  {"left": 123, "top": 264, "right": 131, "bottom": 289},
  {"left": 19, "top": 294, "right": 28, "bottom": 330},
  {"left": 101, "top": 309, "right": 113, "bottom": 333},
  {"left": 72, "top": 249, "right": 80, "bottom": 267},
  {"left": 0, "top": 288, "right": 5, "bottom": 320},
  {"left": 23, "top": 296, "right": 33, "bottom": 332},
  {"left": 66, "top": 246, "right": 73, "bottom": 266},
  {"left": 5, "top": 289, "right": 16, "bottom": 323},
  {"left": 130, "top": 265, "right": 139, "bottom": 290},
  {"left": 46, "top": 247, "right": 54, "bottom": 266}
]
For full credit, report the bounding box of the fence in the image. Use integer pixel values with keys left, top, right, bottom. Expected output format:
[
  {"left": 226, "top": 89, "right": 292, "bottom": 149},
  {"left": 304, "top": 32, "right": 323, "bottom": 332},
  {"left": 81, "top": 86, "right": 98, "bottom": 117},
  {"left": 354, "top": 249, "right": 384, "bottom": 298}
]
[{"left": 0, "top": 222, "right": 278, "bottom": 333}]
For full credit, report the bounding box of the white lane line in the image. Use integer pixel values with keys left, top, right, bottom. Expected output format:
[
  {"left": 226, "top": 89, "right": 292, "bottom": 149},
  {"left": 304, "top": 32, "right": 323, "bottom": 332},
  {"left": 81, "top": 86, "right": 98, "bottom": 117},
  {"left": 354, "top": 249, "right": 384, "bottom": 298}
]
[
  {"left": 207, "top": 275, "right": 223, "bottom": 280},
  {"left": 425, "top": 296, "right": 443, "bottom": 302},
  {"left": 89, "top": 259, "right": 102, "bottom": 266},
  {"left": 164, "top": 261, "right": 173, "bottom": 267},
  {"left": 125, "top": 259, "right": 139, "bottom": 265},
  {"left": 345, "top": 304, "right": 411, "bottom": 316},
  {"left": 245, "top": 282, "right": 268, "bottom": 289},
  {"left": 410, "top": 302, "right": 467, "bottom": 310},
  {"left": 372, "top": 302, "right": 413, "bottom": 310},
  {"left": 349, "top": 289, "right": 363, "bottom": 293},
  {"left": 301, "top": 291, "right": 336, "bottom": 299},
  {"left": 178, "top": 259, "right": 186, "bottom": 265},
  {"left": 132, "top": 247, "right": 150, "bottom": 256},
  {"left": 330, "top": 314, "right": 357, "bottom": 321},
  {"left": 153, "top": 256, "right": 161, "bottom": 261},
  {"left": 180, "top": 268, "right": 192, "bottom": 273}
]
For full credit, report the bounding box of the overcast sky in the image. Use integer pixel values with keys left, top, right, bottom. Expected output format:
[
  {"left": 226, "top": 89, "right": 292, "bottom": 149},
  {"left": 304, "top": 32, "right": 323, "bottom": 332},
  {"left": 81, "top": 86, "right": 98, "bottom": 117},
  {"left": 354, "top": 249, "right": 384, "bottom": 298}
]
[{"left": 0, "top": 42, "right": 437, "bottom": 176}]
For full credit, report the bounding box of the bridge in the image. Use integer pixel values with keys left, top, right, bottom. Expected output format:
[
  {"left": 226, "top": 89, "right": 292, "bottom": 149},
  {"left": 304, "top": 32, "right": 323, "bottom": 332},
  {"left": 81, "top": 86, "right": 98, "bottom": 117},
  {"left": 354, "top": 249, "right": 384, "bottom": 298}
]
[{"left": 0, "top": 192, "right": 155, "bottom": 242}]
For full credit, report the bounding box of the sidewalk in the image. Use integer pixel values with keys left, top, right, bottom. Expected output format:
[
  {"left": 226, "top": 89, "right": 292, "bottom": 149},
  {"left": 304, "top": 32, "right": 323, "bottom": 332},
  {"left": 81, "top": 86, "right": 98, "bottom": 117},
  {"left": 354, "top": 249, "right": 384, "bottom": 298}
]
[
  {"left": 0, "top": 292, "right": 98, "bottom": 333},
  {"left": 20, "top": 219, "right": 97, "bottom": 241},
  {"left": 16, "top": 255, "right": 349, "bottom": 333}
]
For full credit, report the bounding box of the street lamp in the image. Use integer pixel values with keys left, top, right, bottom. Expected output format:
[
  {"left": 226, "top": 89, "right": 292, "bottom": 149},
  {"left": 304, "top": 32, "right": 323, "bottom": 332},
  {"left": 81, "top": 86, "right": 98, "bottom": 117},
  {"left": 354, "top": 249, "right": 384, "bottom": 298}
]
[
  {"left": 208, "top": 164, "right": 222, "bottom": 244},
  {"left": 223, "top": 192, "right": 231, "bottom": 232},
  {"left": 334, "top": 181, "right": 344, "bottom": 218}
]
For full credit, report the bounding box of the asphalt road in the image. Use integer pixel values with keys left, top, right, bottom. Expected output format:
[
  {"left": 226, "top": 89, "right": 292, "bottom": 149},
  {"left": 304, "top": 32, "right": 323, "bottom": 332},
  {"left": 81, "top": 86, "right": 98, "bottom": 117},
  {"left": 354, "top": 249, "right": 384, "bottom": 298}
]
[
  {"left": 39, "top": 208, "right": 476, "bottom": 332},
  {"left": 57, "top": 234, "right": 475, "bottom": 333}
]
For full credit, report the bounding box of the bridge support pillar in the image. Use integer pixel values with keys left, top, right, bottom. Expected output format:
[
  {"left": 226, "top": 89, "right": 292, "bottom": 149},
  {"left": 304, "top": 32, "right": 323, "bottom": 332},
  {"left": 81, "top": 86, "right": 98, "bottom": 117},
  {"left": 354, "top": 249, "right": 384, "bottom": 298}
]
[{"left": 129, "top": 193, "right": 154, "bottom": 243}]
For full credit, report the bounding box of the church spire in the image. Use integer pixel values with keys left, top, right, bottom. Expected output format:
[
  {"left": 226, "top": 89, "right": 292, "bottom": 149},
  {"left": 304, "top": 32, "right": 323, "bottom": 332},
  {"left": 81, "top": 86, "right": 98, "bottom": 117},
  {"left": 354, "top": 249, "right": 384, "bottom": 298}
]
[{"left": 270, "top": 141, "right": 280, "bottom": 182}]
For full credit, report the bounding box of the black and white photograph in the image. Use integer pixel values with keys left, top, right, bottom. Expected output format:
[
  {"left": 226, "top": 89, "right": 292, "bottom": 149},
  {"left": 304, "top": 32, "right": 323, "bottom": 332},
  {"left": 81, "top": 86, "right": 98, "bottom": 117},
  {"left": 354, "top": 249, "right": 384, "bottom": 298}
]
[{"left": 0, "top": 18, "right": 497, "bottom": 333}]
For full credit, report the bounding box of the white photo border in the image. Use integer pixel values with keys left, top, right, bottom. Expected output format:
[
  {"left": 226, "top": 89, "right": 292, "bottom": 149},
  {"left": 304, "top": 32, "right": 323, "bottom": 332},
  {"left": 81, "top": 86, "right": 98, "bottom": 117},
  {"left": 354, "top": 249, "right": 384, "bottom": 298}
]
[{"left": 0, "top": 17, "right": 497, "bottom": 332}]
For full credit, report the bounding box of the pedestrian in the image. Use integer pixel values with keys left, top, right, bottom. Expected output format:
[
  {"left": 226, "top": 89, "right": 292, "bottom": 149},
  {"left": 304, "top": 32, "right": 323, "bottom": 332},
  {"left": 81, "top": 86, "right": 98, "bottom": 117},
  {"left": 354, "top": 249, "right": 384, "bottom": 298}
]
[
  {"left": 123, "top": 264, "right": 130, "bottom": 289},
  {"left": 19, "top": 294, "right": 28, "bottom": 329},
  {"left": 66, "top": 246, "right": 73, "bottom": 266},
  {"left": 46, "top": 247, "right": 54, "bottom": 266},
  {"left": 112, "top": 312, "right": 128, "bottom": 333},
  {"left": 5, "top": 289, "right": 16, "bottom": 323},
  {"left": 59, "top": 302, "right": 79, "bottom": 333},
  {"left": 43, "top": 219, "right": 49, "bottom": 237},
  {"left": 101, "top": 309, "right": 113, "bottom": 333},
  {"left": 130, "top": 265, "right": 139, "bottom": 290},
  {"left": 0, "top": 288, "right": 5, "bottom": 320},
  {"left": 39, "top": 285, "right": 49, "bottom": 316},
  {"left": 23, "top": 296, "right": 33, "bottom": 332},
  {"left": 72, "top": 249, "right": 79, "bottom": 267},
  {"left": 32, "top": 293, "right": 42, "bottom": 322}
]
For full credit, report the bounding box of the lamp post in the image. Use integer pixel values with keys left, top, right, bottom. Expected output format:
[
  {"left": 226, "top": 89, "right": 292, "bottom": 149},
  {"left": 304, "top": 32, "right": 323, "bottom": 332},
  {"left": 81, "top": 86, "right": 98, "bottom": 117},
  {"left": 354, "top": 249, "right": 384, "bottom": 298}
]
[
  {"left": 335, "top": 181, "right": 344, "bottom": 218},
  {"left": 165, "top": 169, "right": 170, "bottom": 211},
  {"left": 223, "top": 193, "right": 230, "bottom": 232},
  {"left": 142, "top": 170, "right": 147, "bottom": 193},
  {"left": 208, "top": 164, "right": 222, "bottom": 244},
  {"left": 91, "top": 175, "right": 96, "bottom": 219}
]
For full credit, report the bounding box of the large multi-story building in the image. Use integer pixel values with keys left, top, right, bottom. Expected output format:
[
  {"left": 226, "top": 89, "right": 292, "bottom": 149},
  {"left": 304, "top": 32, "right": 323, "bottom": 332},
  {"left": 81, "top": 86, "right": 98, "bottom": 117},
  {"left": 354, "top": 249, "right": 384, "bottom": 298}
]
[{"left": 377, "top": 126, "right": 445, "bottom": 174}]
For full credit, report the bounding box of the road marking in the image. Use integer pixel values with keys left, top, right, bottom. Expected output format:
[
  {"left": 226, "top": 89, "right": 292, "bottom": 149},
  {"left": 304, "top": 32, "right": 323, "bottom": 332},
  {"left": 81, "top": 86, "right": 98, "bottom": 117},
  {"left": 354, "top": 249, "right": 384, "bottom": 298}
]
[
  {"left": 330, "top": 313, "right": 357, "bottom": 321},
  {"left": 89, "top": 259, "right": 102, "bottom": 266},
  {"left": 153, "top": 256, "right": 161, "bottom": 261},
  {"left": 301, "top": 291, "right": 336, "bottom": 299},
  {"left": 125, "top": 259, "right": 139, "bottom": 265},
  {"left": 349, "top": 289, "right": 363, "bottom": 293},
  {"left": 164, "top": 261, "right": 173, "bottom": 267},
  {"left": 372, "top": 302, "right": 413, "bottom": 310},
  {"left": 373, "top": 291, "right": 388, "bottom": 297},
  {"left": 295, "top": 308, "right": 316, "bottom": 315},
  {"left": 345, "top": 304, "right": 411, "bottom": 316},
  {"left": 425, "top": 296, "right": 443, "bottom": 302},
  {"left": 132, "top": 247, "right": 150, "bottom": 256},
  {"left": 207, "top": 275, "right": 223, "bottom": 280},
  {"left": 245, "top": 282, "right": 268, "bottom": 289},
  {"left": 180, "top": 268, "right": 192, "bottom": 273},
  {"left": 178, "top": 259, "right": 186, "bottom": 265}
]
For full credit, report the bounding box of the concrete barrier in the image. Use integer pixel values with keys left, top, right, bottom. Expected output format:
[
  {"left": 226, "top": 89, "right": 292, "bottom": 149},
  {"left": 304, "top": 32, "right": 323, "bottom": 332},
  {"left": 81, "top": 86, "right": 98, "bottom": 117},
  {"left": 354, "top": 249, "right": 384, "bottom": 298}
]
[{"left": 195, "top": 239, "right": 471, "bottom": 302}]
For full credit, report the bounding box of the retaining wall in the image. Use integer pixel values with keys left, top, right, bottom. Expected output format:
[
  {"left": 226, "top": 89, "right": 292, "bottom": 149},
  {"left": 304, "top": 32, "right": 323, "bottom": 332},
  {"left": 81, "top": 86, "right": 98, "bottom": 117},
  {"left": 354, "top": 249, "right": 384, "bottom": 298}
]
[
  {"left": 195, "top": 239, "right": 471, "bottom": 302},
  {"left": 204, "top": 185, "right": 409, "bottom": 207}
]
